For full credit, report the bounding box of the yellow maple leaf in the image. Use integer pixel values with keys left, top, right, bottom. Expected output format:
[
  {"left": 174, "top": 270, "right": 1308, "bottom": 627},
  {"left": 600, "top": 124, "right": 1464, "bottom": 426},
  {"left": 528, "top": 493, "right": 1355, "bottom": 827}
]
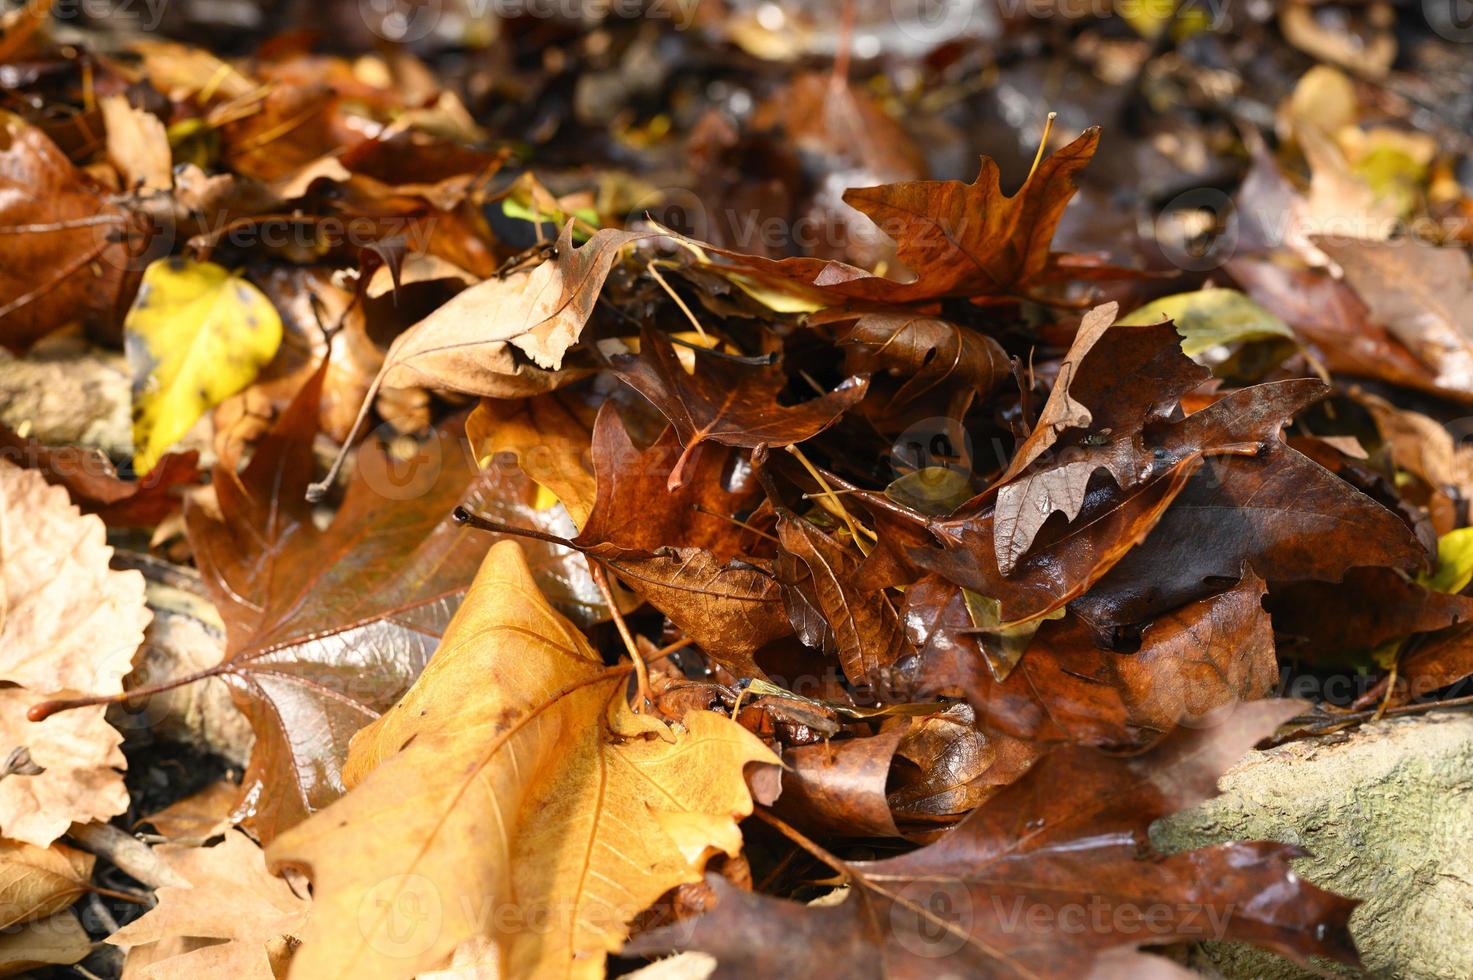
[
  {"left": 125, "top": 258, "right": 282, "bottom": 475},
  {"left": 267, "top": 541, "right": 778, "bottom": 979}
]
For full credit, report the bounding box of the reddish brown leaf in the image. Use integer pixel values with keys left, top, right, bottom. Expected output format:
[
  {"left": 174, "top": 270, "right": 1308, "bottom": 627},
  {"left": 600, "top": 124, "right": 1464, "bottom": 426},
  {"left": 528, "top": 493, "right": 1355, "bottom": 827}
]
[
  {"left": 773, "top": 512, "right": 911, "bottom": 685},
  {"left": 0, "top": 113, "right": 147, "bottom": 349},
  {"left": 833, "top": 311, "right": 1010, "bottom": 410},
  {"left": 611, "top": 326, "right": 868, "bottom": 488},
  {"left": 907, "top": 570, "right": 1279, "bottom": 747},
  {"left": 575, "top": 405, "right": 791, "bottom": 675},
  {"left": 632, "top": 700, "right": 1358, "bottom": 978},
  {"left": 671, "top": 128, "right": 1102, "bottom": 303},
  {"left": 1075, "top": 442, "right": 1427, "bottom": 629},
  {"left": 0, "top": 424, "right": 199, "bottom": 527}
]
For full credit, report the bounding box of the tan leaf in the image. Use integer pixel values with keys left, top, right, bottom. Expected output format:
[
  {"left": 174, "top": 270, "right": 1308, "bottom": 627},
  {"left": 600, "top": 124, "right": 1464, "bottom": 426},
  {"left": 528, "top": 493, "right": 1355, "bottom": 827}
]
[
  {"left": 0, "top": 909, "right": 92, "bottom": 976},
  {"left": 267, "top": 541, "right": 778, "bottom": 980},
  {"left": 467, "top": 393, "right": 597, "bottom": 528},
  {"left": 374, "top": 222, "right": 640, "bottom": 385},
  {"left": 107, "top": 829, "right": 309, "bottom": 980},
  {"left": 0, "top": 461, "right": 152, "bottom": 697},
  {"left": 989, "top": 301, "right": 1117, "bottom": 488},
  {"left": 1317, "top": 236, "right": 1473, "bottom": 393},
  {"left": 0, "top": 838, "right": 94, "bottom": 929},
  {"left": 100, "top": 95, "right": 172, "bottom": 193},
  {"left": 0, "top": 688, "right": 127, "bottom": 847}
]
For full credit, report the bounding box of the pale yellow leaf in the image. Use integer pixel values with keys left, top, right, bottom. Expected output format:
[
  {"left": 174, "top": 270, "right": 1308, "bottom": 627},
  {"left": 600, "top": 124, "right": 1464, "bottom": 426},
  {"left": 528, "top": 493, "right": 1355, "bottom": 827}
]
[
  {"left": 0, "top": 688, "right": 127, "bottom": 847},
  {"left": 101, "top": 95, "right": 172, "bottom": 193}
]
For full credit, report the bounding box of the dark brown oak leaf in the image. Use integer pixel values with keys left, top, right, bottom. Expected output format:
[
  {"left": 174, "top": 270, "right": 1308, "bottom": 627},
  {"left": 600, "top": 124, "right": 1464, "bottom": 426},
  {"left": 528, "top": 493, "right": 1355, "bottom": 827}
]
[
  {"left": 906, "top": 569, "right": 1278, "bottom": 747},
  {"left": 668, "top": 128, "right": 1103, "bottom": 304},
  {"left": 912, "top": 454, "right": 1202, "bottom": 627},
  {"left": 833, "top": 311, "right": 1010, "bottom": 410},
  {"left": 631, "top": 700, "right": 1358, "bottom": 979},
  {"left": 575, "top": 405, "right": 792, "bottom": 675},
  {"left": 989, "top": 322, "right": 1325, "bottom": 576},
  {"left": 773, "top": 511, "right": 912, "bottom": 685},
  {"left": 1073, "top": 441, "right": 1428, "bottom": 630},
  {"left": 1267, "top": 567, "right": 1473, "bottom": 664},
  {"left": 924, "top": 374, "right": 1336, "bottom": 627},
  {"left": 183, "top": 369, "right": 601, "bottom": 841},
  {"left": 610, "top": 326, "right": 868, "bottom": 489}
]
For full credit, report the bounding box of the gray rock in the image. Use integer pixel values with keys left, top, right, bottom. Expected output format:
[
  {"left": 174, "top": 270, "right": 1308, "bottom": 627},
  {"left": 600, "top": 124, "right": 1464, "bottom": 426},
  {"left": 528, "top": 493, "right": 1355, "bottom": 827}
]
[{"left": 1151, "top": 711, "right": 1473, "bottom": 980}]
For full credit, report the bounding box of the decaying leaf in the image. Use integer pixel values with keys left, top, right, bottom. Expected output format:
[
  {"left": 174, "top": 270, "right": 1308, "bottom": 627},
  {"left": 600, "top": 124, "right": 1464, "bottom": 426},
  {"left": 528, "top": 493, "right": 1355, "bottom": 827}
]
[
  {"left": 268, "top": 541, "right": 778, "bottom": 979},
  {"left": 360, "top": 223, "right": 640, "bottom": 400},
  {"left": 0, "top": 687, "right": 126, "bottom": 847},
  {"left": 574, "top": 405, "right": 791, "bottom": 676},
  {"left": 0, "top": 461, "right": 151, "bottom": 696},
  {"left": 0, "top": 838, "right": 94, "bottom": 930},
  {"left": 0, "top": 112, "right": 144, "bottom": 350},
  {"left": 632, "top": 701, "right": 1358, "bottom": 977},
  {"left": 676, "top": 128, "right": 1102, "bottom": 303},
  {"left": 612, "top": 325, "right": 867, "bottom": 488}
]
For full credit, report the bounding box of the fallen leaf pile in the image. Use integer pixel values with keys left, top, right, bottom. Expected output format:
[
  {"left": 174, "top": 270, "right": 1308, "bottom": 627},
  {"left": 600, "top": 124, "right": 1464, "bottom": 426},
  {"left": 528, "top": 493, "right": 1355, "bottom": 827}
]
[{"left": 2, "top": 4, "right": 1473, "bottom": 978}]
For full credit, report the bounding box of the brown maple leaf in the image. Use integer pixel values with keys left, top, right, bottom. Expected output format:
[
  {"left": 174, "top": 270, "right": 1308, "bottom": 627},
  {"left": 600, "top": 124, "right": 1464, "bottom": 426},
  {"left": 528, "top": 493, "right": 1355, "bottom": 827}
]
[
  {"left": 610, "top": 325, "right": 867, "bottom": 488},
  {"left": 669, "top": 128, "right": 1103, "bottom": 304}
]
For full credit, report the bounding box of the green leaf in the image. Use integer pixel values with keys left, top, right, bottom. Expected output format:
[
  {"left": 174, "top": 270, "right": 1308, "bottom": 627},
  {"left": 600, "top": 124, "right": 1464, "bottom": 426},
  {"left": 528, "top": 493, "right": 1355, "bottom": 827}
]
[
  {"left": 1421, "top": 527, "right": 1473, "bottom": 595},
  {"left": 1120, "top": 288, "right": 1295, "bottom": 365},
  {"left": 125, "top": 258, "right": 282, "bottom": 474}
]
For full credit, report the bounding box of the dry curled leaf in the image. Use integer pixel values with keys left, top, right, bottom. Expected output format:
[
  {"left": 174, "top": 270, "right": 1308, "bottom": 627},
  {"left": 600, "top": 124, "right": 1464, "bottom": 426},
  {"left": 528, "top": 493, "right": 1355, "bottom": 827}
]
[
  {"left": 107, "top": 829, "right": 309, "bottom": 980},
  {"left": 0, "top": 461, "right": 151, "bottom": 697},
  {"left": 0, "top": 687, "right": 126, "bottom": 847},
  {"left": 632, "top": 701, "right": 1358, "bottom": 978}
]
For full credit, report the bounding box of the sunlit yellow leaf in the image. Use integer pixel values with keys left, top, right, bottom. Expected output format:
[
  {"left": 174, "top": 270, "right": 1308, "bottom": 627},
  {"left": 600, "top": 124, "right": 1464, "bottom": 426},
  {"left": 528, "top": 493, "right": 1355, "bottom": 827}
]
[
  {"left": 268, "top": 542, "right": 778, "bottom": 980},
  {"left": 1421, "top": 527, "right": 1473, "bottom": 596},
  {"left": 1121, "top": 288, "right": 1294, "bottom": 358},
  {"left": 125, "top": 258, "right": 282, "bottom": 475}
]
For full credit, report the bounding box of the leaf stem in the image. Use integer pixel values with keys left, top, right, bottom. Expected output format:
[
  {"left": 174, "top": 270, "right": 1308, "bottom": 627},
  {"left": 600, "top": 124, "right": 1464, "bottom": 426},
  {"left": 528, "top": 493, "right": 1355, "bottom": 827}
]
[
  {"left": 647, "top": 261, "right": 708, "bottom": 343},
  {"left": 589, "top": 562, "right": 653, "bottom": 712},
  {"left": 1025, "top": 111, "right": 1058, "bottom": 186},
  {"left": 451, "top": 506, "right": 583, "bottom": 549}
]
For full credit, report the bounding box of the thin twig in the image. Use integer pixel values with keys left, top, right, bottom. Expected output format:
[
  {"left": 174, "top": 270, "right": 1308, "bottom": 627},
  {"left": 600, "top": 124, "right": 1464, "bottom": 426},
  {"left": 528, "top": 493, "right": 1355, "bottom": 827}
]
[{"left": 590, "top": 562, "right": 653, "bottom": 712}]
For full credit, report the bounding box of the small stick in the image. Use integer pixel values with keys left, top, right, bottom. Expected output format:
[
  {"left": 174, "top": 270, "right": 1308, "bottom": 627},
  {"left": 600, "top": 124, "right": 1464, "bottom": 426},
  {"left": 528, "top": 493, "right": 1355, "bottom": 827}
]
[
  {"left": 648, "top": 261, "right": 708, "bottom": 343},
  {"left": 784, "top": 445, "right": 876, "bottom": 551},
  {"left": 589, "top": 562, "right": 652, "bottom": 712}
]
